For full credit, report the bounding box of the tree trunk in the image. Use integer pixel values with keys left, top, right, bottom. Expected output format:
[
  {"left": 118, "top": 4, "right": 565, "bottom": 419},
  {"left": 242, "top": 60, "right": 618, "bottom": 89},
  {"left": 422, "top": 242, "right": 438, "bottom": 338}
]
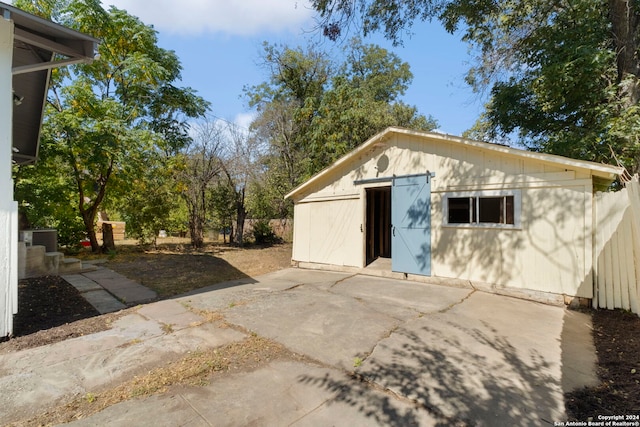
[
  {"left": 609, "top": 0, "right": 640, "bottom": 172},
  {"left": 82, "top": 209, "right": 100, "bottom": 253},
  {"left": 234, "top": 187, "right": 247, "bottom": 246},
  {"left": 101, "top": 223, "right": 116, "bottom": 253},
  {"left": 609, "top": 0, "right": 640, "bottom": 104},
  {"left": 189, "top": 211, "right": 204, "bottom": 249}
]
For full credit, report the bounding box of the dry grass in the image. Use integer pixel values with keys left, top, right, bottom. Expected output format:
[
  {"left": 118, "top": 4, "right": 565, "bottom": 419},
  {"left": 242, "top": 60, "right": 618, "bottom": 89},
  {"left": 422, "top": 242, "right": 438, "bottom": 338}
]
[
  {"left": 80, "top": 239, "right": 292, "bottom": 297},
  {"left": 11, "top": 330, "right": 308, "bottom": 427}
]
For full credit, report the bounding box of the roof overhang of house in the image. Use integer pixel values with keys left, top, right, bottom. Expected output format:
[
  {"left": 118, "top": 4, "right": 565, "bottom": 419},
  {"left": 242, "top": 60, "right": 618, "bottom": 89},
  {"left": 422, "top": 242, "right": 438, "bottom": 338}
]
[
  {"left": 1, "top": 2, "right": 98, "bottom": 164},
  {"left": 285, "top": 127, "right": 625, "bottom": 200}
]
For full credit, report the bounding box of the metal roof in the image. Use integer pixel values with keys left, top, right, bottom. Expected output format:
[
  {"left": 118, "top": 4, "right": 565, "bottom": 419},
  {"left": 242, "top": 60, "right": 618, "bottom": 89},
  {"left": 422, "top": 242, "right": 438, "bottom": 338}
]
[{"left": 1, "top": 1, "right": 98, "bottom": 164}]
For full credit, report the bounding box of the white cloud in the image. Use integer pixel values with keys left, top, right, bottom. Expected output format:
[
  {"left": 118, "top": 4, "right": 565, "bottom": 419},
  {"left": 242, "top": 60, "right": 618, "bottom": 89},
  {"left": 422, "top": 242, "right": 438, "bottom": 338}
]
[
  {"left": 101, "top": 0, "right": 313, "bottom": 36},
  {"left": 233, "top": 112, "right": 256, "bottom": 130}
]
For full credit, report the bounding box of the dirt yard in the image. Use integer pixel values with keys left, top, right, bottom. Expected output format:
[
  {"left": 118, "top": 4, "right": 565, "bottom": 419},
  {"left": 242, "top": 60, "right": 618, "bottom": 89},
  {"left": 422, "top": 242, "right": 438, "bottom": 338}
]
[
  {"left": 1, "top": 239, "right": 638, "bottom": 420},
  {"left": 101, "top": 239, "right": 293, "bottom": 297}
]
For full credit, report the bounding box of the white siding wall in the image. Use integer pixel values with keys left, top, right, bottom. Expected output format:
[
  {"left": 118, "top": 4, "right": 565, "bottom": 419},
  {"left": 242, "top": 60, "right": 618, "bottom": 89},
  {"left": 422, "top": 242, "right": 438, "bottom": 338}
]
[
  {"left": 291, "top": 133, "right": 597, "bottom": 297},
  {"left": 293, "top": 197, "right": 363, "bottom": 267},
  {"left": 432, "top": 184, "right": 593, "bottom": 297},
  {"left": 1, "top": 17, "right": 17, "bottom": 337}
]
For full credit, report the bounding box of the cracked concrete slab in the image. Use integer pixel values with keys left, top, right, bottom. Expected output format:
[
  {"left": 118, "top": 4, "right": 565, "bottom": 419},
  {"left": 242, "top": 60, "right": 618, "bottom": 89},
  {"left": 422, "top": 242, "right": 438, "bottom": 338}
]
[
  {"left": 81, "top": 289, "right": 127, "bottom": 313},
  {"left": 331, "top": 274, "right": 473, "bottom": 319},
  {"left": 82, "top": 267, "right": 157, "bottom": 304},
  {"left": 0, "top": 310, "right": 244, "bottom": 425},
  {"left": 137, "top": 299, "right": 204, "bottom": 330},
  {"left": 64, "top": 361, "right": 440, "bottom": 427},
  {"left": 223, "top": 286, "right": 402, "bottom": 369},
  {"left": 359, "top": 291, "right": 597, "bottom": 425},
  {"left": 61, "top": 274, "right": 103, "bottom": 292},
  {"left": 2, "top": 268, "right": 598, "bottom": 426}
]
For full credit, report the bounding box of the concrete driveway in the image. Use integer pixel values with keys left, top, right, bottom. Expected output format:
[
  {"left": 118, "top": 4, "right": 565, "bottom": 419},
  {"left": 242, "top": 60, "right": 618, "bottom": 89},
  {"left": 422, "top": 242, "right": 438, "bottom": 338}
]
[{"left": 0, "top": 268, "right": 597, "bottom": 426}]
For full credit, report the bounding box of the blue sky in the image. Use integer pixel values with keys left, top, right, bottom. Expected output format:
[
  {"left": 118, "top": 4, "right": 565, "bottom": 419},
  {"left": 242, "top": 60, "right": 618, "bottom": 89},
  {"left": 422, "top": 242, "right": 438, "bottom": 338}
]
[{"left": 100, "top": 0, "right": 484, "bottom": 135}]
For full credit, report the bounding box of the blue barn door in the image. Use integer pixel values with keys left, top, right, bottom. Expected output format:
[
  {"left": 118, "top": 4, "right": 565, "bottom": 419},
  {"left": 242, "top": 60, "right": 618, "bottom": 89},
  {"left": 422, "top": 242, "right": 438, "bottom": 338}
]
[{"left": 391, "top": 173, "right": 432, "bottom": 276}]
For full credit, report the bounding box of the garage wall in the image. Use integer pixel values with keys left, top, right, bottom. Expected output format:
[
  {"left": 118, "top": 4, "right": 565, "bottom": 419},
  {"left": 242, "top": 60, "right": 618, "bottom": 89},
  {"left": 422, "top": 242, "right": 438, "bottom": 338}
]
[
  {"left": 431, "top": 183, "right": 593, "bottom": 298},
  {"left": 291, "top": 132, "right": 599, "bottom": 297},
  {"left": 292, "top": 197, "right": 363, "bottom": 268}
]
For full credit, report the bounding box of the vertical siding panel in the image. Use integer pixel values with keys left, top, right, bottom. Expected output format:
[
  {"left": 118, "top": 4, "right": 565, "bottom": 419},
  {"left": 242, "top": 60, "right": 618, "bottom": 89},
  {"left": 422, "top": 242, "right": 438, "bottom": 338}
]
[
  {"left": 602, "top": 191, "right": 617, "bottom": 310},
  {"left": 594, "top": 192, "right": 604, "bottom": 308},
  {"left": 619, "top": 212, "right": 633, "bottom": 310},
  {"left": 584, "top": 184, "right": 594, "bottom": 298},
  {"left": 626, "top": 177, "right": 640, "bottom": 314},
  {"left": 606, "top": 230, "right": 617, "bottom": 310},
  {"left": 291, "top": 203, "right": 311, "bottom": 263},
  {"left": 624, "top": 211, "right": 637, "bottom": 311},
  {"left": 612, "top": 230, "right": 623, "bottom": 308},
  {"left": 594, "top": 246, "right": 607, "bottom": 308},
  {"left": 0, "top": 246, "right": 7, "bottom": 335},
  {"left": 596, "top": 244, "right": 606, "bottom": 308},
  {"left": 0, "top": 210, "right": 6, "bottom": 335},
  {"left": 0, "top": 206, "right": 16, "bottom": 337},
  {"left": 10, "top": 204, "right": 17, "bottom": 322},
  {"left": 0, "top": 16, "right": 15, "bottom": 337},
  {"left": 594, "top": 179, "right": 640, "bottom": 315}
]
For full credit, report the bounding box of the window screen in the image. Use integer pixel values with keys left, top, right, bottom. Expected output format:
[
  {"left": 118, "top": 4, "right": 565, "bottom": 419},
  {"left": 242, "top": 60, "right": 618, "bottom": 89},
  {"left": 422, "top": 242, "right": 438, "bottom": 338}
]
[
  {"left": 446, "top": 193, "right": 517, "bottom": 227},
  {"left": 448, "top": 197, "right": 473, "bottom": 223}
]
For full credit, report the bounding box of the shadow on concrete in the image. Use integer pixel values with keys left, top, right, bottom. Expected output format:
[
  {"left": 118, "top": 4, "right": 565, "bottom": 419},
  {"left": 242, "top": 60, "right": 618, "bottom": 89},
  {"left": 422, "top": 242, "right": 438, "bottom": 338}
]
[{"left": 298, "top": 319, "right": 560, "bottom": 426}]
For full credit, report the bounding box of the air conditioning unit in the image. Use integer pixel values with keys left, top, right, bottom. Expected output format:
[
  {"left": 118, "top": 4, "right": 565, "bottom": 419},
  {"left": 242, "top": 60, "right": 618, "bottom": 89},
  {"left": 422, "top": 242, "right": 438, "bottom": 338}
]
[{"left": 20, "top": 229, "right": 57, "bottom": 252}]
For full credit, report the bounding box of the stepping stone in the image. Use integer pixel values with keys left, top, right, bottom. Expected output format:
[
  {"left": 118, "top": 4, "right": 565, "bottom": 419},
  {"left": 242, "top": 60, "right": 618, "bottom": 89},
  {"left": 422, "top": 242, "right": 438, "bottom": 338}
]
[{"left": 81, "top": 289, "right": 126, "bottom": 314}]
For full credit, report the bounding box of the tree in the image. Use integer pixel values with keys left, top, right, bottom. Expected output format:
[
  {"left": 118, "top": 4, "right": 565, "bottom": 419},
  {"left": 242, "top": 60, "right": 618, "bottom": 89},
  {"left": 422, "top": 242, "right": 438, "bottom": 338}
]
[
  {"left": 13, "top": 159, "right": 86, "bottom": 250},
  {"left": 246, "top": 39, "right": 436, "bottom": 211},
  {"left": 311, "top": 0, "right": 640, "bottom": 173},
  {"left": 115, "top": 152, "right": 181, "bottom": 246},
  {"left": 220, "top": 124, "right": 262, "bottom": 246},
  {"left": 13, "top": 0, "right": 208, "bottom": 252},
  {"left": 247, "top": 43, "right": 332, "bottom": 190},
  {"left": 210, "top": 180, "right": 236, "bottom": 243},
  {"left": 176, "top": 118, "right": 224, "bottom": 249},
  {"left": 308, "top": 39, "right": 437, "bottom": 171}
]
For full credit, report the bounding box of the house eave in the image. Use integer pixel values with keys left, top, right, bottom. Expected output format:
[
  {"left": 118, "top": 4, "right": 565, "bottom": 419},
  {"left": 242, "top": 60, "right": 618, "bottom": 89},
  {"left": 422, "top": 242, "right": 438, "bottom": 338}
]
[{"left": 1, "top": 1, "right": 98, "bottom": 165}]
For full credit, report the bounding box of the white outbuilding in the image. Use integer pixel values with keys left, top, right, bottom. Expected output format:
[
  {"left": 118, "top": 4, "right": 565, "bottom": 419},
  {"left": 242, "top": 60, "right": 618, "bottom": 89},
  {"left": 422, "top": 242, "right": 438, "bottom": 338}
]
[{"left": 286, "top": 127, "right": 623, "bottom": 303}]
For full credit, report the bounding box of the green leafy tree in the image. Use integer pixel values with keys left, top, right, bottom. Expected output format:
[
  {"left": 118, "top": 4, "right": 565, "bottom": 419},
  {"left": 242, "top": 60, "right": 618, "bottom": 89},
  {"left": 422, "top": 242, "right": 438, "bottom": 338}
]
[
  {"left": 246, "top": 39, "right": 436, "bottom": 214},
  {"left": 309, "top": 39, "right": 437, "bottom": 170},
  {"left": 246, "top": 164, "right": 293, "bottom": 219},
  {"left": 13, "top": 0, "right": 208, "bottom": 252},
  {"left": 210, "top": 180, "right": 236, "bottom": 243},
  {"left": 13, "top": 161, "right": 85, "bottom": 250},
  {"left": 312, "top": 0, "right": 640, "bottom": 173},
  {"left": 247, "top": 43, "right": 332, "bottom": 192},
  {"left": 115, "top": 153, "right": 181, "bottom": 246}
]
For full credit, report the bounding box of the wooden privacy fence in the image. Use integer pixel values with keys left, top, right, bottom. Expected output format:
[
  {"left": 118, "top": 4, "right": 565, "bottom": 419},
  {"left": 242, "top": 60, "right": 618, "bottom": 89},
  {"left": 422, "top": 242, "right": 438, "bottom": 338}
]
[{"left": 593, "top": 175, "right": 640, "bottom": 315}]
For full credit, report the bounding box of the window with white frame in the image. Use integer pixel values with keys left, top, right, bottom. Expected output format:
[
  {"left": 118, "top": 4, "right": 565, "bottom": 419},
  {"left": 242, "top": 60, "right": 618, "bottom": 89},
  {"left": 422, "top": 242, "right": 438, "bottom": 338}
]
[{"left": 444, "top": 190, "right": 521, "bottom": 228}]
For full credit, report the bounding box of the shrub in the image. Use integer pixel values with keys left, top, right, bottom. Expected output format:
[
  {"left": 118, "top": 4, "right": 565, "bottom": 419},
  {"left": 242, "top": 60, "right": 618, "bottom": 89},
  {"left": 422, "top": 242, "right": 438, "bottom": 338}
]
[{"left": 252, "top": 220, "right": 281, "bottom": 245}]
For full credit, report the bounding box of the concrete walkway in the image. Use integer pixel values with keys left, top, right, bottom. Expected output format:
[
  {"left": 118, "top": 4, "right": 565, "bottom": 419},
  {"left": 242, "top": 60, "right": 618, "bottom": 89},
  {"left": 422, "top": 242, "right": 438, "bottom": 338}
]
[
  {"left": 0, "top": 269, "right": 598, "bottom": 426},
  {"left": 62, "top": 266, "right": 158, "bottom": 313}
]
